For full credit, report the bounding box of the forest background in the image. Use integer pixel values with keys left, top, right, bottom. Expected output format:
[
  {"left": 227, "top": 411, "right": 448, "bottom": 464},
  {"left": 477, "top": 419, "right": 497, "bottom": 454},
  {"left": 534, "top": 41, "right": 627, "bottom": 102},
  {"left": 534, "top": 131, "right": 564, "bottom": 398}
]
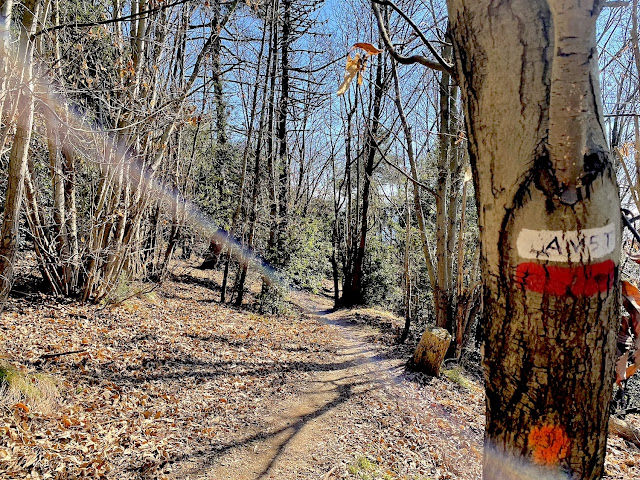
[
  {"left": 0, "top": 0, "right": 487, "bottom": 342},
  {"left": 0, "top": 0, "right": 640, "bottom": 399},
  {"left": 1, "top": 0, "right": 640, "bottom": 478}
]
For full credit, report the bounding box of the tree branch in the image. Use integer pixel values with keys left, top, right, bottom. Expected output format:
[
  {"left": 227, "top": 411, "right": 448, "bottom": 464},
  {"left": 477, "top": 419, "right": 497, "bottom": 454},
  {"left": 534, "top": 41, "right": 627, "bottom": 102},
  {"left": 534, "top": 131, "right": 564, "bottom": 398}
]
[
  {"left": 609, "top": 416, "right": 640, "bottom": 448},
  {"left": 622, "top": 209, "right": 640, "bottom": 243},
  {"left": 604, "top": 1, "right": 630, "bottom": 7},
  {"left": 372, "top": 0, "right": 453, "bottom": 74},
  {"left": 289, "top": 56, "right": 344, "bottom": 74},
  {"left": 32, "top": 0, "right": 192, "bottom": 38},
  {"left": 372, "top": 2, "right": 446, "bottom": 71},
  {"left": 39, "top": 350, "right": 86, "bottom": 360}
]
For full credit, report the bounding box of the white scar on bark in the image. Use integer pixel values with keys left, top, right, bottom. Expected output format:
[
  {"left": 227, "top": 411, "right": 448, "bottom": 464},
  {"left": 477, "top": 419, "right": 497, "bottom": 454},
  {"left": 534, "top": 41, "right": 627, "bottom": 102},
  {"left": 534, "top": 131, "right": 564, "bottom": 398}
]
[{"left": 516, "top": 223, "right": 616, "bottom": 262}]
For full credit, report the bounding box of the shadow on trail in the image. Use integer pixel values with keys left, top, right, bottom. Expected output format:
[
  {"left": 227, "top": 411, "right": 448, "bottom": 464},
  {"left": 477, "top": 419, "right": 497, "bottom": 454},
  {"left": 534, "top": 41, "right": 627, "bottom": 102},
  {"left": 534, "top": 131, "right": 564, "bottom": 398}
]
[
  {"left": 68, "top": 353, "right": 374, "bottom": 387},
  {"left": 168, "top": 272, "right": 222, "bottom": 293},
  {"left": 167, "top": 377, "right": 382, "bottom": 479}
]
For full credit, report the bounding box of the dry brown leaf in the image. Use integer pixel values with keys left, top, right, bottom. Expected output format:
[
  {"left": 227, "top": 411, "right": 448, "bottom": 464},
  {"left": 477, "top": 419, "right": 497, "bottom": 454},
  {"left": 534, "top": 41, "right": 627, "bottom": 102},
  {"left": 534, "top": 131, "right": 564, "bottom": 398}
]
[
  {"left": 14, "top": 403, "right": 30, "bottom": 414},
  {"left": 352, "top": 42, "right": 383, "bottom": 55},
  {"left": 336, "top": 43, "right": 382, "bottom": 96},
  {"left": 617, "top": 281, "right": 640, "bottom": 384},
  {"left": 622, "top": 280, "right": 640, "bottom": 312}
]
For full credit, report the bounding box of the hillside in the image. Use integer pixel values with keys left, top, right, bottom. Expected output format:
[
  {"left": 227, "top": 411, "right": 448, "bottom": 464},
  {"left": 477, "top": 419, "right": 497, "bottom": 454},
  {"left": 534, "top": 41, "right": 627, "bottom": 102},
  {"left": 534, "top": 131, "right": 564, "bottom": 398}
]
[{"left": 0, "top": 265, "right": 638, "bottom": 479}]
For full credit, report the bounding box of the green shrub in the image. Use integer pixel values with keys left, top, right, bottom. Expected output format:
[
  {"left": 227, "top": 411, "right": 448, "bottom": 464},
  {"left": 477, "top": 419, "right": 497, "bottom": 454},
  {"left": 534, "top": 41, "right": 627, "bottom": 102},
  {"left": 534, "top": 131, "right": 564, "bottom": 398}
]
[
  {"left": 443, "top": 366, "right": 472, "bottom": 390},
  {"left": 362, "top": 237, "right": 402, "bottom": 308},
  {"left": 284, "top": 217, "right": 332, "bottom": 293}
]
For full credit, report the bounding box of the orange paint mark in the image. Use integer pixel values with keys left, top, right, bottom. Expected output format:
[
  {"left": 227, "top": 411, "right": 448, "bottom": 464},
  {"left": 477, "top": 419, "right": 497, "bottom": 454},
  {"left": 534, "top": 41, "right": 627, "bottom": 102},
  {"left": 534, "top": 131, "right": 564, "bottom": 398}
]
[{"left": 528, "top": 424, "right": 570, "bottom": 465}]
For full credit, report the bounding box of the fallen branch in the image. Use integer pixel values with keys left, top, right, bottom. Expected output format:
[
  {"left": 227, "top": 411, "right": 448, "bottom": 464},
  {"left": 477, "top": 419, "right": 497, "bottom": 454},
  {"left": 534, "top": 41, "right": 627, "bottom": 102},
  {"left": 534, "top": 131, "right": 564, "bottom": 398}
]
[
  {"left": 39, "top": 350, "right": 86, "bottom": 360},
  {"left": 323, "top": 465, "right": 338, "bottom": 480},
  {"left": 609, "top": 416, "right": 640, "bottom": 447}
]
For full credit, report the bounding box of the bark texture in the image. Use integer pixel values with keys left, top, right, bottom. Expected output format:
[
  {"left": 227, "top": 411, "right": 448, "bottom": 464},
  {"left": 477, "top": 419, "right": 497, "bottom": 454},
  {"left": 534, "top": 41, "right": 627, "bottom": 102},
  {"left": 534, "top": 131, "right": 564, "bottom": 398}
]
[
  {"left": 447, "top": 0, "right": 620, "bottom": 478},
  {"left": 412, "top": 326, "right": 451, "bottom": 377}
]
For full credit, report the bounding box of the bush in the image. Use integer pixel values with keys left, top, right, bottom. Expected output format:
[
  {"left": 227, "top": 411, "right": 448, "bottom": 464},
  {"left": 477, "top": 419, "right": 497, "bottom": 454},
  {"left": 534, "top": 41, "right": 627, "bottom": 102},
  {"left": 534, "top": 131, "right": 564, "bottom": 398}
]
[
  {"left": 284, "top": 218, "right": 332, "bottom": 293},
  {"left": 361, "top": 237, "right": 402, "bottom": 309},
  {"left": 257, "top": 282, "right": 292, "bottom": 316}
]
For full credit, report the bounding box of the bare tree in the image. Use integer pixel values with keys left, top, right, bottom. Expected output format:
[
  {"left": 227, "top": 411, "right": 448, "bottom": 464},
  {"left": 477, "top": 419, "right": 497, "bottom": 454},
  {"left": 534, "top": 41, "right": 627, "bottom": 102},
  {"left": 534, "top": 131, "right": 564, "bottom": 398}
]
[{"left": 0, "top": 0, "right": 40, "bottom": 309}]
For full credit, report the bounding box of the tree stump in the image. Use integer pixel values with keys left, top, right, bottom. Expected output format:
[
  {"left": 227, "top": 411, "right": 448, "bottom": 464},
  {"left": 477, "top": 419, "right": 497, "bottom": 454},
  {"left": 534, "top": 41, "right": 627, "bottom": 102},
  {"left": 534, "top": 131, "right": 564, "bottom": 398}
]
[{"left": 412, "top": 326, "right": 451, "bottom": 376}]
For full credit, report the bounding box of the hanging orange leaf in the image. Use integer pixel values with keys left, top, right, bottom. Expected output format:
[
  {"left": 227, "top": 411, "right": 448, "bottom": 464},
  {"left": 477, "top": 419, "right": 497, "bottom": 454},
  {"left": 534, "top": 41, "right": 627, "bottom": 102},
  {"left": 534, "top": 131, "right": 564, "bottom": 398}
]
[
  {"left": 337, "top": 53, "right": 362, "bottom": 96},
  {"left": 352, "top": 42, "right": 383, "bottom": 55},
  {"left": 463, "top": 165, "right": 473, "bottom": 183},
  {"left": 618, "top": 142, "right": 633, "bottom": 158},
  {"left": 625, "top": 358, "right": 640, "bottom": 382},
  {"left": 337, "top": 43, "right": 383, "bottom": 95}
]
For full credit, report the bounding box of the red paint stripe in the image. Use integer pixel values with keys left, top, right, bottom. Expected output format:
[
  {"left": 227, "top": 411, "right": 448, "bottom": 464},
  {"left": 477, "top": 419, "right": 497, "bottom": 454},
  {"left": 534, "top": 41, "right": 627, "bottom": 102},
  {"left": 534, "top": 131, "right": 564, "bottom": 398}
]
[{"left": 515, "top": 260, "right": 615, "bottom": 297}]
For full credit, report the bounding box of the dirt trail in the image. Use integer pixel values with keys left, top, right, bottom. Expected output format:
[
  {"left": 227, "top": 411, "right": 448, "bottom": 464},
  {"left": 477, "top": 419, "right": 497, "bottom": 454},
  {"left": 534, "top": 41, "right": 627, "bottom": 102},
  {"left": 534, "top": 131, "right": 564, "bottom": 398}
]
[{"left": 176, "top": 291, "right": 406, "bottom": 480}]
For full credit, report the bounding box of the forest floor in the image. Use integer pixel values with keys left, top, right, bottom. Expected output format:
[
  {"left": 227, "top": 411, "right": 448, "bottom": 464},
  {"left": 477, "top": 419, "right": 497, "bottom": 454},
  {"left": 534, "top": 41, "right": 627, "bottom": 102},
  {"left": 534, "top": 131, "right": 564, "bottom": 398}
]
[{"left": 0, "top": 260, "right": 639, "bottom": 479}]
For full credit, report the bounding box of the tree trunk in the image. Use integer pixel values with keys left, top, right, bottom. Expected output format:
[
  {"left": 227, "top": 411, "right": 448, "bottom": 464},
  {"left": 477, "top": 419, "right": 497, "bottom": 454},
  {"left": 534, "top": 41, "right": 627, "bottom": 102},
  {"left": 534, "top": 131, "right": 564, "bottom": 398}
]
[
  {"left": 62, "top": 144, "right": 79, "bottom": 293},
  {"left": 434, "top": 57, "right": 453, "bottom": 330},
  {"left": 45, "top": 108, "right": 69, "bottom": 291},
  {"left": 235, "top": 0, "right": 276, "bottom": 306},
  {"left": 448, "top": 1, "right": 620, "bottom": 477},
  {"left": 202, "top": 0, "right": 231, "bottom": 277},
  {"left": 275, "top": 0, "right": 291, "bottom": 266},
  {"left": 53, "top": 0, "right": 79, "bottom": 294},
  {"left": 0, "top": 0, "right": 14, "bottom": 129},
  {"left": 0, "top": 0, "right": 39, "bottom": 309},
  {"left": 340, "top": 96, "right": 357, "bottom": 302},
  {"left": 342, "top": 52, "right": 385, "bottom": 307},
  {"left": 400, "top": 180, "right": 411, "bottom": 344},
  {"left": 264, "top": 0, "right": 279, "bottom": 266},
  {"left": 260, "top": 0, "right": 282, "bottom": 306},
  {"left": 221, "top": 2, "right": 267, "bottom": 303}
]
